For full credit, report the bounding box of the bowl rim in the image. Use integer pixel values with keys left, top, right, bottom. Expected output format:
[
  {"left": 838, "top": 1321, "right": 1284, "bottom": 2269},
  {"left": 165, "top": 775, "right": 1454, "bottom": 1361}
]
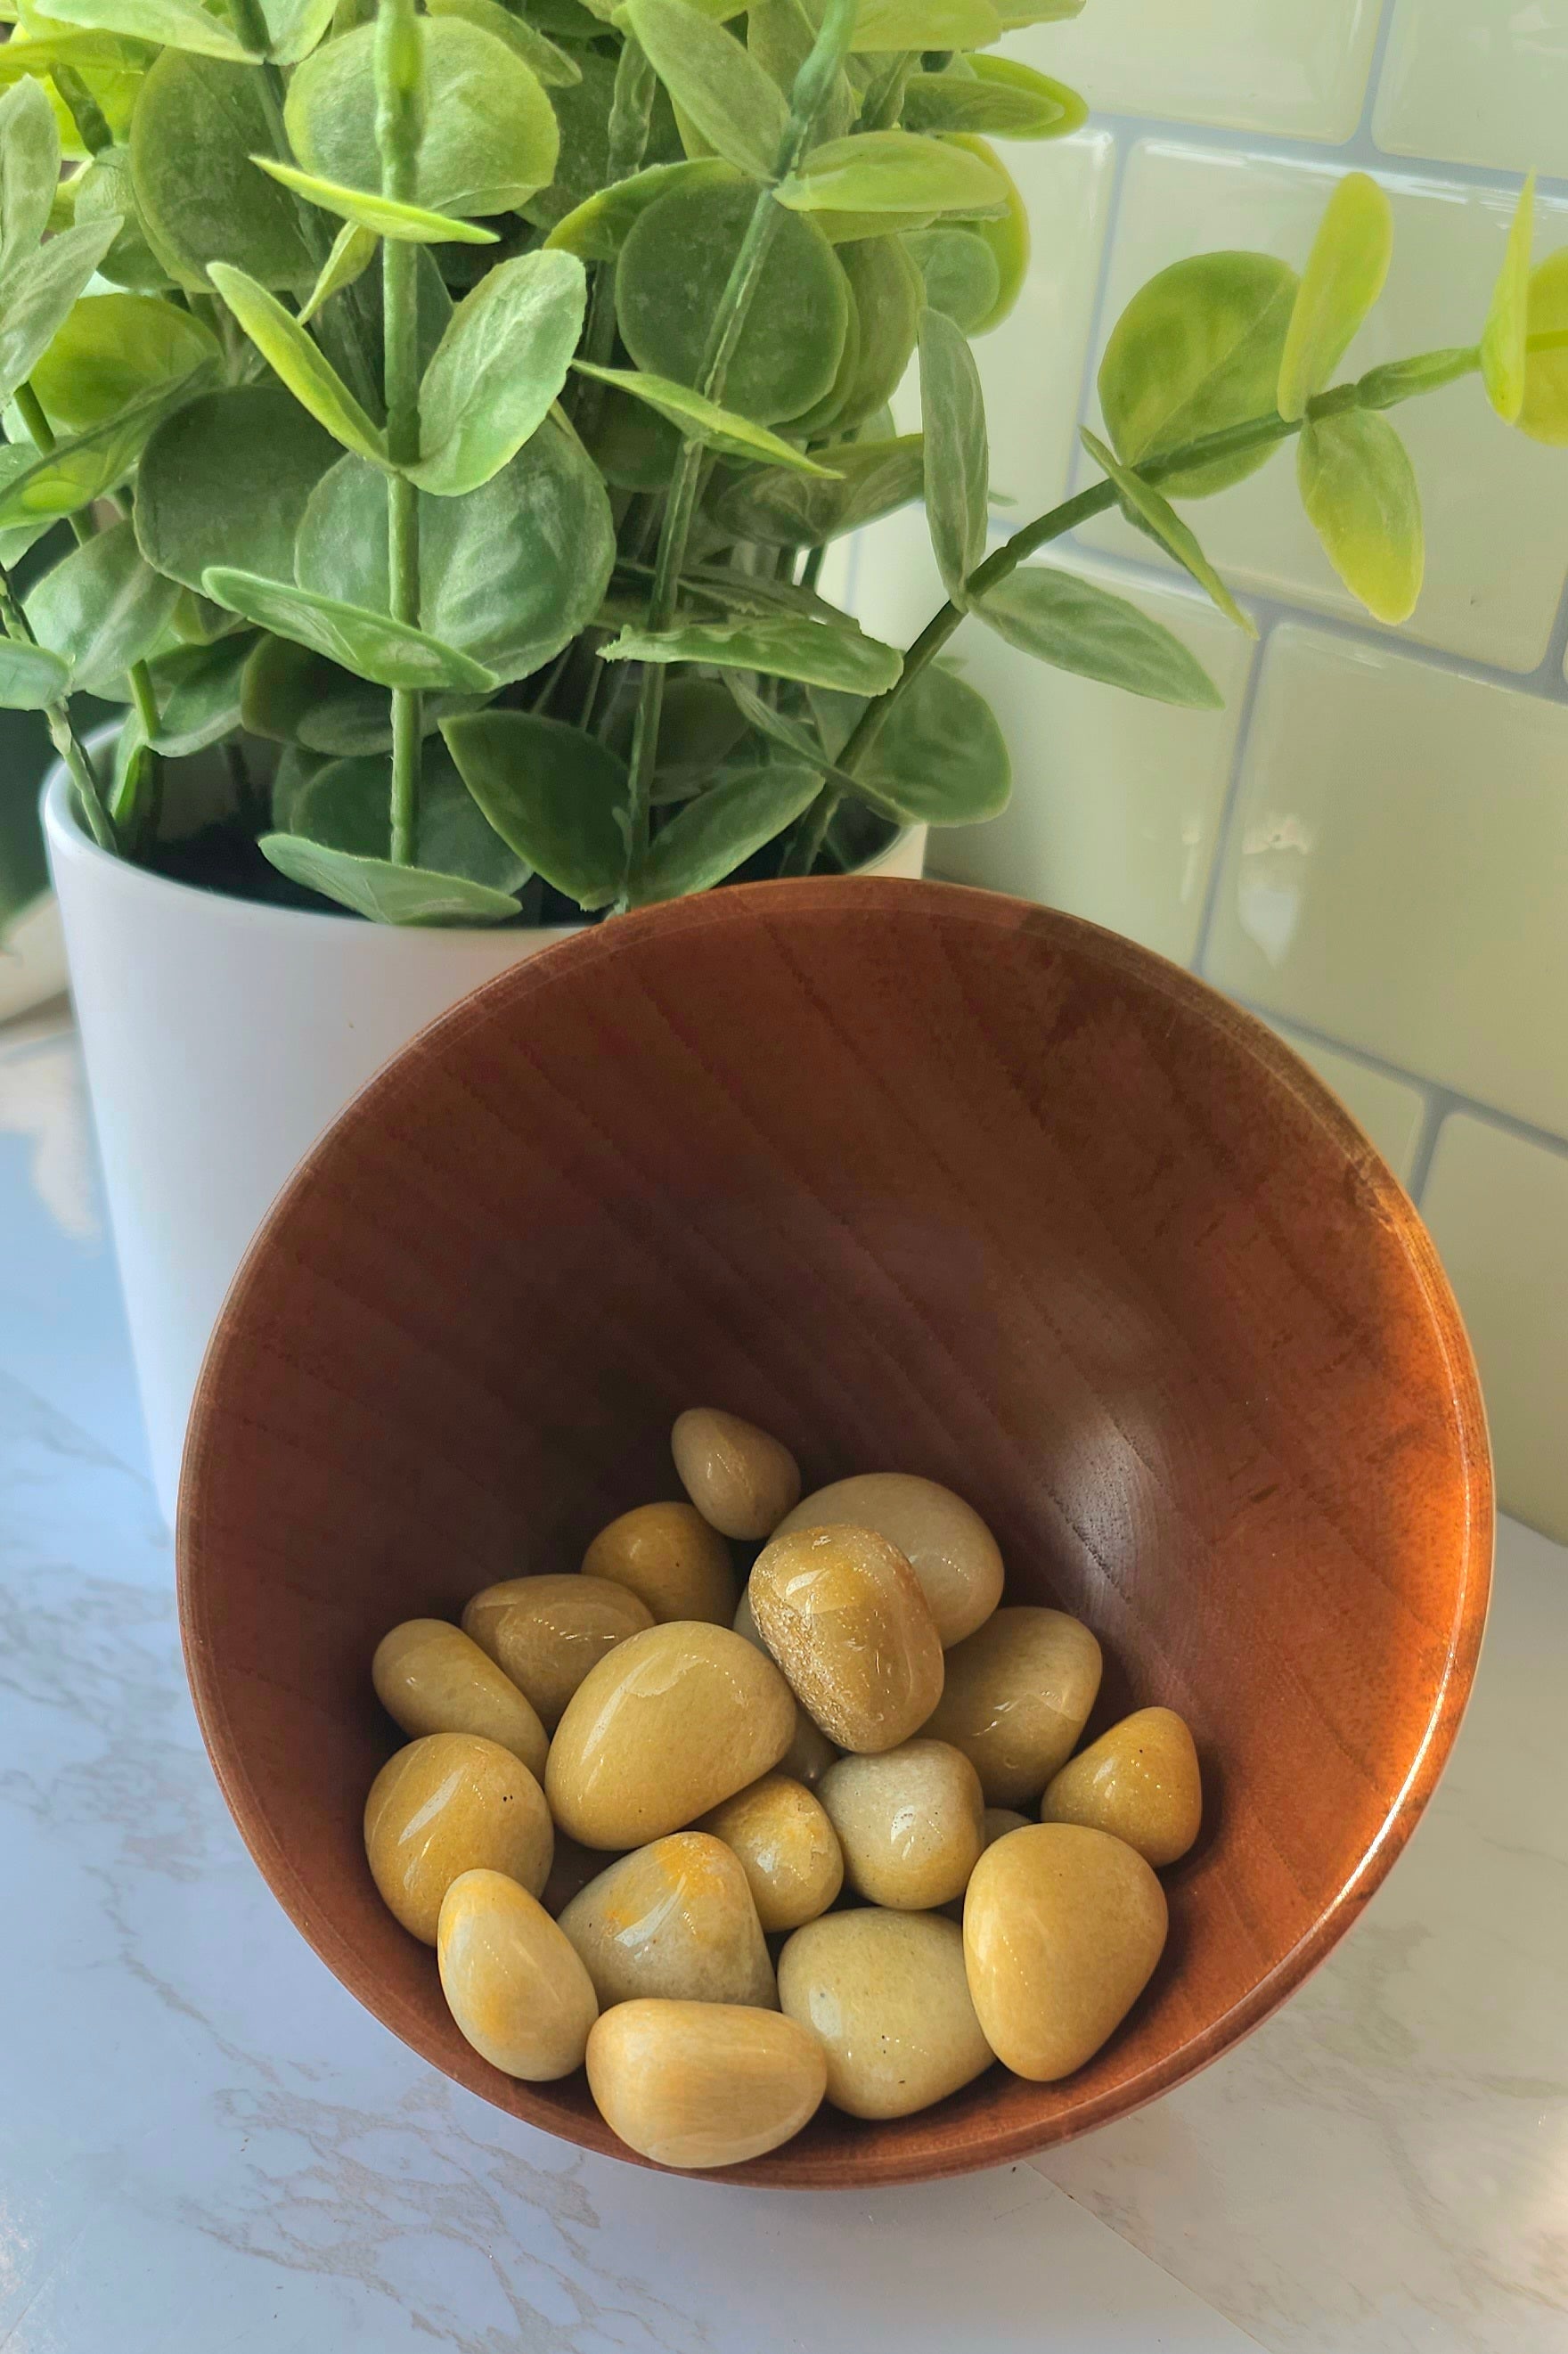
[{"left": 176, "top": 876, "right": 1494, "bottom": 2187}]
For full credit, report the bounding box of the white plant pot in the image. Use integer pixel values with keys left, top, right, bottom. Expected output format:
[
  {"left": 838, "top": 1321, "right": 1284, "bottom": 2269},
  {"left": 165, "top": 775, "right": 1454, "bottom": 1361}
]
[{"left": 44, "top": 761, "right": 925, "bottom": 1526}]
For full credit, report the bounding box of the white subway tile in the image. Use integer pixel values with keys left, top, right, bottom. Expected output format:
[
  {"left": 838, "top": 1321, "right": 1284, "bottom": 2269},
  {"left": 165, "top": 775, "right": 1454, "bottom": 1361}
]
[
  {"left": 1025, "top": 0, "right": 1380, "bottom": 143},
  {"left": 1421, "top": 1113, "right": 1568, "bottom": 1543},
  {"left": 1079, "top": 142, "right": 1568, "bottom": 673},
  {"left": 853, "top": 506, "right": 1254, "bottom": 964},
  {"left": 1205, "top": 625, "right": 1568, "bottom": 1136},
  {"left": 1376, "top": 0, "right": 1568, "bottom": 179},
  {"left": 891, "top": 130, "right": 1115, "bottom": 522},
  {"left": 1268, "top": 1023, "right": 1429, "bottom": 1183}
]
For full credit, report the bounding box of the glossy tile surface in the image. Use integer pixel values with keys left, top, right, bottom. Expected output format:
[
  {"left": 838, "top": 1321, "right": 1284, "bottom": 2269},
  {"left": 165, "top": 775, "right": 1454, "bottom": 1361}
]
[
  {"left": 1268, "top": 1022, "right": 1429, "bottom": 1184},
  {"left": 1376, "top": 0, "right": 1568, "bottom": 178},
  {"left": 1421, "top": 1114, "right": 1568, "bottom": 1544},
  {"left": 1030, "top": 0, "right": 1381, "bottom": 142},
  {"left": 1079, "top": 142, "right": 1568, "bottom": 672},
  {"left": 1204, "top": 625, "right": 1568, "bottom": 1135}
]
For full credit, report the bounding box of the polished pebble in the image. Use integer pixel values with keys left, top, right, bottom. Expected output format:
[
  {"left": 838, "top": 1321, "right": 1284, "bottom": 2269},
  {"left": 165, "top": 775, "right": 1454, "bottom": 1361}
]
[
  {"left": 780, "top": 1702, "right": 839, "bottom": 1788},
  {"left": 819, "top": 1738, "right": 984, "bottom": 1910},
  {"left": 582, "top": 1501, "right": 735, "bottom": 1625},
  {"left": 1040, "top": 1705, "right": 1203, "bottom": 1866},
  {"left": 586, "top": 1999, "right": 827, "bottom": 2169},
  {"left": 540, "top": 1827, "right": 614, "bottom": 1918},
  {"left": 778, "top": 1908, "right": 994, "bottom": 2119},
  {"left": 559, "top": 1833, "right": 776, "bottom": 2008},
  {"left": 461, "top": 1574, "right": 653, "bottom": 1731},
  {"left": 963, "top": 1821, "right": 1167, "bottom": 2080},
  {"left": 698, "top": 1773, "right": 844, "bottom": 1933},
  {"left": 437, "top": 1868, "right": 598, "bottom": 2080},
  {"left": 545, "top": 1621, "right": 796, "bottom": 1849},
  {"left": 748, "top": 1524, "right": 944, "bottom": 1753},
  {"left": 772, "top": 1473, "right": 1003, "bottom": 1647},
  {"left": 940, "top": 1806, "right": 1033, "bottom": 1921},
  {"left": 925, "top": 1606, "right": 1102, "bottom": 1806},
  {"left": 363, "top": 1732, "right": 553, "bottom": 1944},
  {"left": 672, "top": 1407, "right": 801, "bottom": 1541},
  {"left": 372, "top": 1618, "right": 548, "bottom": 1780}
]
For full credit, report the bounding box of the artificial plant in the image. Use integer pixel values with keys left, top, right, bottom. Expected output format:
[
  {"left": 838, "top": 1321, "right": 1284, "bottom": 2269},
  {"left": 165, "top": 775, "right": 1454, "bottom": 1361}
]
[{"left": 0, "top": 0, "right": 1561, "bottom": 923}]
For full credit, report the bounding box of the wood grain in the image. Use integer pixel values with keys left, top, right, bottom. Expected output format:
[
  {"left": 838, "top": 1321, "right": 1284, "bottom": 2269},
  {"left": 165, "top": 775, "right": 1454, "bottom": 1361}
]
[{"left": 176, "top": 879, "right": 1492, "bottom": 2188}]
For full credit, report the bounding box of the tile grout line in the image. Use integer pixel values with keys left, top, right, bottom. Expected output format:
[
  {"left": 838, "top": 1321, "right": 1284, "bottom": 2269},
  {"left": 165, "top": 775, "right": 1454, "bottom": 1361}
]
[
  {"left": 1404, "top": 1085, "right": 1460, "bottom": 1204},
  {"left": 1350, "top": 0, "right": 1403, "bottom": 153},
  {"left": 1189, "top": 620, "right": 1275, "bottom": 980}
]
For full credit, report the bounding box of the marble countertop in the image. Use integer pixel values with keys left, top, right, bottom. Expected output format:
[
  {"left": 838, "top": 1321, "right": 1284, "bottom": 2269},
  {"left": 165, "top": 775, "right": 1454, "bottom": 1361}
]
[{"left": 3, "top": 1003, "right": 1564, "bottom": 2354}]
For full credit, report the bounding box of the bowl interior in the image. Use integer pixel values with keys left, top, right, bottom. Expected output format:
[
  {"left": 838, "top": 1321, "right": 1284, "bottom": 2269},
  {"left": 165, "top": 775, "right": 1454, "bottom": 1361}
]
[{"left": 178, "top": 881, "right": 1490, "bottom": 2187}]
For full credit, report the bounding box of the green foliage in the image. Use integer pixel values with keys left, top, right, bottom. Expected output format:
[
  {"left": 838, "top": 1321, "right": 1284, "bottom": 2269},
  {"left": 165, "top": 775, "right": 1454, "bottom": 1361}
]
[{"left": 0, "top": 0, "right": 1546, "bottom": 930}]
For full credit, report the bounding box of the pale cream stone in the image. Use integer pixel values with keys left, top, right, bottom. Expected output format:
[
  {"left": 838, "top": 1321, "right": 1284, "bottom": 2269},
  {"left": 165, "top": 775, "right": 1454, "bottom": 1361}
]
[
  {"left": 819, "top": 1738, "right": 984, "bottom": 1910},
  {"left": 772, "top": 1473, "right": 1003, "bottom": 1646},
  {"left": 778, "top": 1907, "right": 994, "bottom": 2119},
  {"left": 924, "top": 1606, "right": 1101, "bottom": 1805},
  {"left": 672, "top": 1407, "right": 801, "bottom": 1540},
  {"left": 558, "top": 1833, "right": 776, "bottom": 2008}
]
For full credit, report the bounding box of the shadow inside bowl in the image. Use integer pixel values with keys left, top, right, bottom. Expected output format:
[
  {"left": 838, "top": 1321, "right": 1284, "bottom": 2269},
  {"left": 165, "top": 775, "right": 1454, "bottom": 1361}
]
[{"left": 177, "top": 879, "right": 1490, "bottom": 2188}]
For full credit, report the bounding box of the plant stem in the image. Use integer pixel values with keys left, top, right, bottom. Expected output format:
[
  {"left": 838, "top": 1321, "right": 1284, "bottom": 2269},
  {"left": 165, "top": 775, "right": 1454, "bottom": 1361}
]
[
  {"left": 780, "top": 346, "right": 1483, "bottom": 875},
  {"left": 376, "top": 0, "right": 425, "bottom": 867},
  {"left": 619, "top": 0, "right": 862, "bottom": 904},
  {"left": 0, "top": 560, "right": 117, "bottom": 851},
  {"left": 574, "top": 37, "right": 656, "bottom": 440},
  {"left": 50, "top": 65, "right": 112, "bottom": 156}
]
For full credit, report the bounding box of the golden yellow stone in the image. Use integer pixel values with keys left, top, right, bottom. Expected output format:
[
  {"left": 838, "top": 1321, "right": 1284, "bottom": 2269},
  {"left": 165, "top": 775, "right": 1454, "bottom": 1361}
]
[
  {"left": 461, "top": 1573, "right": 653, "bottom": 1731},
  {"left": 581, "top": 1501, "right": 735, "bottom": 1625},
  {"left": 747, "top": 1524, "right": 943, "bottom": 1753},
  {"left": 437, "top": 1868, "right": 598, "bottom": 2080},
  {"left": 372, "top": 1618, "right": 548, "bottom": 1780},
  {"left": 963, "top": 1822, "right": 1167, "bottom": 2081},
  {"left": 1040, "top": 1706, "right": 1202, "bottom": 1867},
  {"left": 772, "top": 1473, "right": 1003, "bottom": 1647},
  {"left": 559, "top": 1832, "right": 776, "bottom": 2008},
  {"left": 780, "top": 1704, "right": 839, "bottom": 1789},
  {"left": 585, "top": 1999, "right": 827, "bottom": 2169},
  {"left": 924, "top": 1606, "right": 1102, "bottom": 1806},
  {"left": 363, "top": 1732, "right": 552, "bottom": 1945},
  {"left": 939, "top": 1806, "right": 1032, "bottom": 1920},
  {"left": 699, "top": 1773, "right": 844, "bottom": 1933},
  {"left": 778, "top": 1908, "right": 994, "bottom": 2119},
  {"left": 819, "top": 1737, "right": 984, "bottom": 1910},
  {"left": 544, "top": 1621, "right": 796, "bottom": 1850},
  {"left": 672, "top": 1407, "right": 801, "bottom": 1540}
]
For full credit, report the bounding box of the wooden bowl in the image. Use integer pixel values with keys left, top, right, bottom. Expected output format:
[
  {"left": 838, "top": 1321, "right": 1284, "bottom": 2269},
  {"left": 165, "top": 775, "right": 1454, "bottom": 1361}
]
[{"left": 177, "top": 879, "right": 1490, "bottom": 2187}]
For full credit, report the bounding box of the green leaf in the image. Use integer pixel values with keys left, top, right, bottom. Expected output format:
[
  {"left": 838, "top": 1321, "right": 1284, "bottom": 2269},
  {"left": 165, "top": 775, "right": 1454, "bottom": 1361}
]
[
  {"left": 1481, "top": 171, "right": 1534, "bottom": 426},
  {"left": 904, "top": 225, "right": 1000, "bottom": 335},
  {"left": 131, "top": 51, "right": 316, "bottom": 290},
  {"left": 0, "top": 374, "right": 202, "bottom": 529},
  {"left": 617, "top": 177, "right": 847, "bottom": 425},
  {"left": 1297, "top": 409, "right": 1423, "bottom": 625},
  {"left": 0, "top": 215, "right": 123, "bottom": 405},
  {"left": 29, "top": 290, "right": 219, "bottom": 433},
  {"left": 1521, "top": 249, "right": 1568, "bottom": 445},
  {"left": 625, "top": 0, "right": 788, "bottom": 180},
  {"left": 425, "top": 0, "right": 583, "bottom": 86},
  {"left": 1079, "top": 427, "right": 1254, "bottom": 636},
  {"left": 145, "top": 631, "right": 255, "bottom": 755},
  {"left": 283, "top": 743, "right": 529, "bottom": 890},
  {"left": 778, "top": 130, "right": 1008, "bottom": 218},
  {"left": 0, "top": 76, "right": 60, "bottom": 274},
  {"left": 517, "top": 47, "right": 621, "bottom": 234},
  {"left": 299, "top": 221, "right": 377, "bottom": 324},
  {"left": 849, "top": 0, "right": 1001, "bottom": 46},
  {"left": 43, "top": 0, "right": 254, "bottom": 61},
  {"left": 135, "top": 383, "right": 339, "bottom": 593},
  {"left": 943, "top": 134, "right": 1028, "bottom": 333},
  {"left": 250, "top": 158, "right": 499, "bottom": 247},
  {"left": 544, "top": 156, "right": 738, "bottom": 260},
  {"left": 412, "top": 250, "right": 587, "bottom": 496},
  {"left": 747, "top": 0, "right": 855, "bottom": 141},
  {"left": 70, "top": 144, "right": 174, "bottom": 295},
  {"left": 26, "top": 518, "right": 180, "bottom": 692},
  {"left": 0, "top": 637, "right": 69, "bottom": 708},
  {"left": 208, "top": 262, "right": 387, "bottom": 463},
  {"left": 296, "top": 421, "right": 615, "bottom": 684},
  {"left": 973, "top": 566, "right": 1224, "bottom": 707},
  {"left": 721, "top": 674, "right": 852, "bottom": 784},
  {"left": 1278, "top": 172, "right": 1393, "bottom": 423},
  {"left": 919, "top": 307, "right": 988, "bottom": 604},
  {"left": 442, "top": 707, "right": 627, "bottom": 909},
  {"left": 993, "top": 0, "right": 1083, "bottom": 19},
  {"left": 0, "top": 447, "right": 56, "bottom": 566},
  {"left": 257, "top": 0, "right": 337, "bottom": 65},
  {"left": 617, "top": 674, "right": 749, "bottom": 796},
  {"left": 826, "top": 235, "right": 921, "bottom": 432},
  {"left": 603, "top": 613, "right": 902, "bottom": 694},
  {"left": 638, "top": 763, "right": 818, "bottom": 901},
  {"left": 0, "top": 29, "right": 154, "bottom": 86},
  {"left": 902, "top": 58, "right": 1085, "bottom": 141},
  {"left": 823, "top": 660, "right": 1009, "bottom": 824},
  {"left": 574, "top": 361, "right": 839, "bottom": 474},
  {"left": 1099, "top": 250, "right": 1300, "bottom": 498},
  {"left": 201, "top": 568, "right": 500, "bottom": 693},
  {"left": 259, "top": 833, "right": 521, "bottom": 924},
  {"left": 286, "top": 18, "right": 559, "bottom": 218}
]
